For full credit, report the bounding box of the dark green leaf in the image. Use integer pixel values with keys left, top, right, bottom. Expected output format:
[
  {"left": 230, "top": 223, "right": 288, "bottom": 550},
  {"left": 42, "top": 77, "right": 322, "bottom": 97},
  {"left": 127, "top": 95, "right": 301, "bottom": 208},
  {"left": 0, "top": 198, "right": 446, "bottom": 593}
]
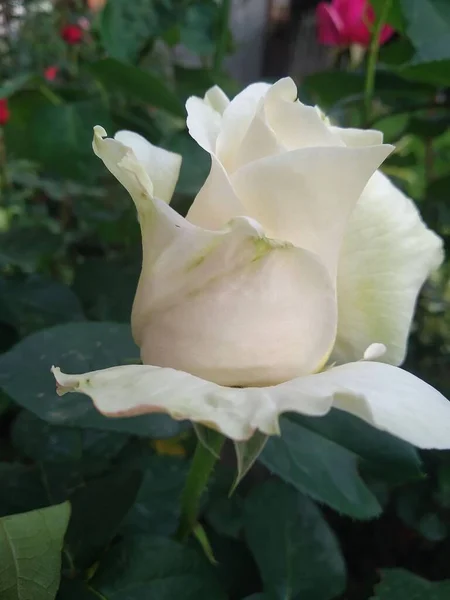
[
  {"left": 259, "top": 417, "right": 381, "bottom": 519},
  {"left": 88, "top": 59, "right": 184, "bottom": 117},
  {"left": 244, "top": 480, "right": 346, "bottom": 600},
  {"left": 73, "top": 257, "right": 140, "bottom": 322},
  {"left": 400, "top": 0, "right": 450, "bottom": 63},
  {"left": 11, "top": 410, "right": 129, "bottom": 470},
  {"left": 0, "top": 463, "right": 49, "bottom": 517},
  {"left": 91, "top": 535, "right": 227, "bottom": 599},
  {"left": 5, "top": 96, "right": 112, "bottom": 180},
  {"left": 168, "top": 130, "right": 210, "bottom": 204},
  {"left": 369, "top": 0, "right": 406, "bottom": 31},
  {"left": 122, "top": 455, "right": 189, "bottom": 537},
  {"left": 57, "top": 580, "right": 101, "bottom": 600},
  {"left": 64, "top": 469, "right": 142, "bottom": 570},
  {"left": 0, "top": 74, "right": 33, "bottom": 99},
  {"left": 371, "top": 569, "right": 450, "bottom": 599},
  {"left": 0, "top": 322, "right": 185, "bottom": 438},
  {"left": 0, "top": 502, "right": 71, "bottom": 600},
  {"left": 0, "top": 275, "right": 84, "bottom": 335},
  {"left": 0, "top": 228, "right": 61, "bottom": 273},
  {"left": 291, "top": 410, "right": 422, "bottom": 483}
]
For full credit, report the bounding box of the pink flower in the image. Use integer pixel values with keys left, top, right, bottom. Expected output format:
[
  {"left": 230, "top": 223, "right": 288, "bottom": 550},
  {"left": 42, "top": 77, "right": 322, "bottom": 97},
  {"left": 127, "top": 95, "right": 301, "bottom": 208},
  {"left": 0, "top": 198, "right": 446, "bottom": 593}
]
[
  {"left": 61, "top": 24, "right": 83, "bottom": 45},
  {"left": 44, "top": 66, "right": 59, "bottom": 82},
  {"left": 316, "top": 0, "right": 394, "bottom": 48},
  {"left": 0, "top": 99, "right": 10, "bottom": 125}
]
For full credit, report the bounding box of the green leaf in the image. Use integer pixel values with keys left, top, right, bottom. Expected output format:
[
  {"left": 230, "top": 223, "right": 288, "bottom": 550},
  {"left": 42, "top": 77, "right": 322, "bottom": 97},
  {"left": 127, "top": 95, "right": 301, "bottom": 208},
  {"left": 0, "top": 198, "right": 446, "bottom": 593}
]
[
  {"left": 88, "top": 59, "right": 184, "bottom": 118},
  {"left": 0, "top": 228, "right": 61, "bottom": 273},
  {"left": 73, "top": 257, "right": 140, "bottom": 322},
  {"left": 5, "top": 96, "right": 112, "bottom": 180},
  {"left": 64, "top": 469, "right": 142, "bottom": 570},
  {"left": 0, "top": 463, "right": 49, "bottom": 518},
  {"left": 0, "top": 275, "right": 85, "bottom": 335},
  {"left": 369, "top": 0, "right": 406, "bottom": 31},
  {"left": 168, "top": 130, "right": 210, "bottom": 203},
  {"left": 57, "top": 580, "right": 102, "bottom": 600},
  {"left": 179, "top": 3, "right": 217, "bottom": 56},
  {"left": 244, "top": 480, "right": 346, "bottom": 600},
  {"left": 0, "top": 502, "right": 71, "bottom": 600},
  {"left": 11, "top": 410, "right": 129, "bottom": 471},
  {"left": 0, "top": 74, "right": 33, "bottom": 99},
  {"left": 371, "top": 569, "right": 450, "bottom": 599},
  {"left": 0, "top": 322, "right": 185, "bottom": 438},
  {"left": 91, "top": 535, "right": 227, "bottom": 599},
  {"left": 232, "top": 431, "right": 268, "bottom": 493},
  {"left": 259, "top": 417, "right": 382, "bottom": 519},
  {"left": 122, "top": 455, "right": 189, "bottom": 537},
  {"left": 291, "top": 410, "right": 422, "bottom": 484},
  {"left": 400, "top": 0, "right": 450, "bottom": 63},
  {"left": 395, "top": 0, "right": 450, "bottom": 86}
]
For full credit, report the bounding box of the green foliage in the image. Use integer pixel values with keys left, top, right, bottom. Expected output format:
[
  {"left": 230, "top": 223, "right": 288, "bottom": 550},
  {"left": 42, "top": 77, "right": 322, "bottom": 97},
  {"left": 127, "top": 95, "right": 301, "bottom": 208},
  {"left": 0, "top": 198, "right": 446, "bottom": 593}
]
[
  {"left": 371, "top": 569, "right": 450, "bottom": 599},
  {"left": 0, "top": 502, "right": 71, "bottom": 600},
  {"left": 0, "top": 0, "right": 449, "bottom": 598},
  {"left": 244, "top": 480, "right": 346, "bottom": 600}
]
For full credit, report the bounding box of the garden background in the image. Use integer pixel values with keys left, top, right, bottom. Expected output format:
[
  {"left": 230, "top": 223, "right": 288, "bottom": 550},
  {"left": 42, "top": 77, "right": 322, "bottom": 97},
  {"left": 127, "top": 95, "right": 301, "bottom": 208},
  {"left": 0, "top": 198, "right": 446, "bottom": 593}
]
[{"left": 0, "top": 0, "right": 449, "bottom": 599}]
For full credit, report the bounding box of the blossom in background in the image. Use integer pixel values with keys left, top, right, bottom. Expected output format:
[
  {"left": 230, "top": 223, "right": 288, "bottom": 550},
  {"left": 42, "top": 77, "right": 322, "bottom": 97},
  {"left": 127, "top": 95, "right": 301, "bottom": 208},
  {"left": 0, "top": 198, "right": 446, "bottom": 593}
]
[
  {"left": 44, "top": 66, "right": 59, "bottom": 82},
  {"left": 0, "top": 99, "right": 10, "bottom": 125},
  {"left": 316, "top": 0, "right": 394, "bottom": 47},
  {"left": 78, "top": 17, "right": 91, "bottom": 31},
  {"left": 87, "top": 0, "right": 107, "bottom": 13},
  {"left": 61, "top": 24, "right": 83, "bottom": 45},
  {"left": 52, "top": 78, "right": 450, "bottom": 449}
]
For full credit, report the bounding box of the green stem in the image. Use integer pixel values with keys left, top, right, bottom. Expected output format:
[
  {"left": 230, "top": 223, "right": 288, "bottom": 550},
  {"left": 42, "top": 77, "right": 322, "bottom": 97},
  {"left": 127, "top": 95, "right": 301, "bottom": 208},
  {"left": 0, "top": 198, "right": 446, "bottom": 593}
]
[
  {"left": 176, "top": 430, "right": 225, "bottom": 542},
  {"left": 364, "top": 0, "right": 392, "bottom": 122},
  {"left": 213, "top": 0, "right": 231, "bottom": 74}
]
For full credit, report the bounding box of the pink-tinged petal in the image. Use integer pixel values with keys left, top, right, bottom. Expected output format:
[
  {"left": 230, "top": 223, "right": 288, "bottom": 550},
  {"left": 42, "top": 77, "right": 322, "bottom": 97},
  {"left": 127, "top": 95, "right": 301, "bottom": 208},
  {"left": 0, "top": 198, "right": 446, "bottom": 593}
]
[
  {"left": 135, "top": 218, "right": 337, "bottom": 387},
  {"left": 316, "top": 2, "right": 346, "bottom": 45},
  {"left": 379, "top": 24, "right": 395, "bottom": 45}
]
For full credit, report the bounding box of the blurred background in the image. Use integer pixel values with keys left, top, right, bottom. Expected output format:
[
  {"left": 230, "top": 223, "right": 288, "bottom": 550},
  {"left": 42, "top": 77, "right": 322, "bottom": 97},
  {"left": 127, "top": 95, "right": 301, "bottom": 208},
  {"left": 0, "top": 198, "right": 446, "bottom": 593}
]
[{"left": 0, "top": 1, "right": 450, "bottom": 598}]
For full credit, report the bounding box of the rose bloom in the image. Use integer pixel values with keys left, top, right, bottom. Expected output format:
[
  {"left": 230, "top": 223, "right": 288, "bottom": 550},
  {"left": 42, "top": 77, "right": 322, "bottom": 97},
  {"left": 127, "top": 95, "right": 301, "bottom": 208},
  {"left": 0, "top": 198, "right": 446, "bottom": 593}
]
[
  {"left": 53, "top": 78, "right": 450, "bottom": 448},
  {"left": 44, "top": 66, "right": 59, "bottom": 82},
  {"left": 61, "top": 24, "right": 83, "bottom": 45},
  {"left": 316, "top": 0, "right": 395, "bottom": 47},
  {"left": 0, "top": 99, "right": 10, "bottom": 125}
]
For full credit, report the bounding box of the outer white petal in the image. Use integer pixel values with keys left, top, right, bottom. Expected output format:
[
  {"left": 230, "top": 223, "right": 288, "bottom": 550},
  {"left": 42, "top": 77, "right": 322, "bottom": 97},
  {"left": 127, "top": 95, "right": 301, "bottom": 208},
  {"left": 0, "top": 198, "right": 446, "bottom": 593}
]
[
  {"left": 263, "top": 78, "right": 344, "bottom": 150},
  {"left": 186, "top": 155, "right": 245, "bottom": 229},
  {"left": 51, "top": 365, "right": 335, "bottom": 441},
  {"left": 334, "top": 170, "right": 444, "bottom": 365},
  {"left": 134, "top": 220, "right": 337, "bottom": 387},
  {"left": 204, "top": 85, "right": 230, "bottom": 114},
  {"left": 280, "top": 361, "right": 450, "bottom": 449},
  {"left": 92, "top": 126, "right": 186, "bottom": 266},
  {"left": 186, "top": 96, "right": 223, "bottom": 153},
  {"left": 52, "top": 360, "right": 450, "bottom": 448},
  {"left": 215, "top": 81, "right": 271, "bottom": 170},
  {"left": 231, "top": 144, "right": 393, "bottom": 276},
  {"left": 114, "top": 130, "right": 181, "bottom": 203},
  {"left": 330, "top": 125, "right": 384, "bottom": 148}
]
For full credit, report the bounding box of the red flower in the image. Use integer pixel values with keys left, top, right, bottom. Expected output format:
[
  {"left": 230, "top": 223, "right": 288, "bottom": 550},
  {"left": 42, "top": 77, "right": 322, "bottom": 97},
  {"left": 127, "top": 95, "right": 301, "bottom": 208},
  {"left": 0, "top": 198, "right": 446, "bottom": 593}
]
[
  {"left": 316, "top": 0, "right": 394, "bottom": 48},
  {"left": 44, "top": 66, "right": 59, "bottom": 82},
  {"left": 0, "top": 99, "right": 10, "bottom": 126},
  {"left": 61, "top": 24, "right": 83, "bottom": 45}
]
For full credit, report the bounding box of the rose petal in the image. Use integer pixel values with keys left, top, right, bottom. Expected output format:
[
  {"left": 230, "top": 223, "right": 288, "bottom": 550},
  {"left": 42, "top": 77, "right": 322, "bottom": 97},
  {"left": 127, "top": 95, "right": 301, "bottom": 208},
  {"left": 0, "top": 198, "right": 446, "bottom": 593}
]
[
  {"left": 231, "top": 143, "right": 393, "bottom": 276},
  {"left": 334, "top": 170, "right": 444, "bottom": 365},
  {"left": 114, "top": 130, "right": 181, "bottom": 203},
  {"left": 134, "top": 219, "right": 337, "bottom": 386},
  {"left": 284, "top": 360, "right": 450, "bottom": 449},
  {"left": 51, "top": 364, "right": 334, "bottom": 441}
]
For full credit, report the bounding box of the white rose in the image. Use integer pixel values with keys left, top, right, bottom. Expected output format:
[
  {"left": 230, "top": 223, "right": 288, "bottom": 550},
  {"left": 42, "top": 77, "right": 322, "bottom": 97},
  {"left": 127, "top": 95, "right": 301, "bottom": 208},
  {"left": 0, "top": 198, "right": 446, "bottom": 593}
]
[{"left": 52, "top": 78, "right": 450, "bottom": 449}]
